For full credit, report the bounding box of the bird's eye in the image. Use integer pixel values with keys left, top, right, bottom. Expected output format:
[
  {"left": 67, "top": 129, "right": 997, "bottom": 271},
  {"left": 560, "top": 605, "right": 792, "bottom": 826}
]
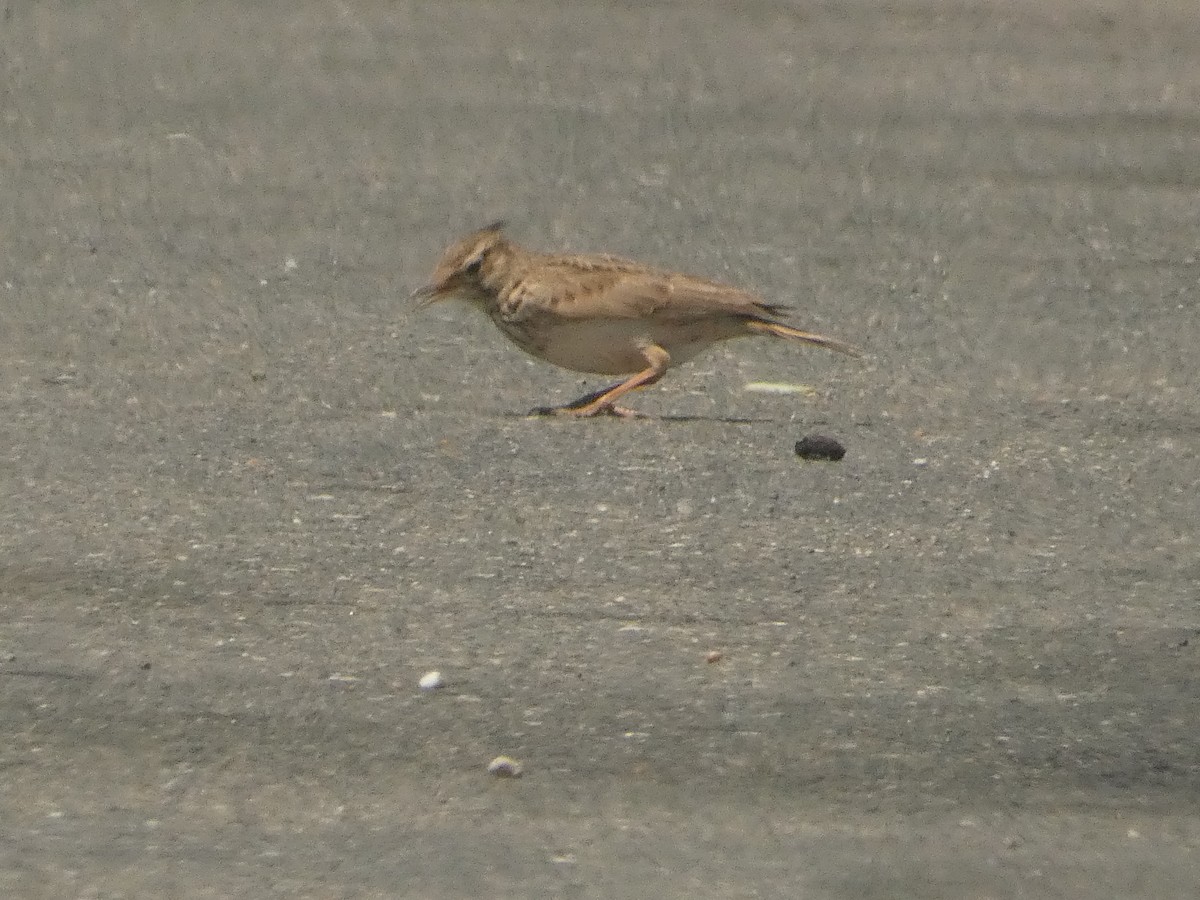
[{"left": 463, "top": 256, "right": 484, "bottom": 276}]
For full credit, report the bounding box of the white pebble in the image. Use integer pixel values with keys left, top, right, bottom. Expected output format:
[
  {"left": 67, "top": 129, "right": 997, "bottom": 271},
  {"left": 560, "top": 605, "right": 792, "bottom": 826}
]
[
  {"left": 418, "top": 670, "right": 444, "bottom": 691},
  {"left": 487, "top": 756, "right": 523, "bottom": 778}
]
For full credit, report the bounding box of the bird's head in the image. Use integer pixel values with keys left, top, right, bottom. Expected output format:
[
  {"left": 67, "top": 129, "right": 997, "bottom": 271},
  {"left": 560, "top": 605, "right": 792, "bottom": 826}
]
[{"left": 411, "top": 221, "right": 509, "bottom": 307}]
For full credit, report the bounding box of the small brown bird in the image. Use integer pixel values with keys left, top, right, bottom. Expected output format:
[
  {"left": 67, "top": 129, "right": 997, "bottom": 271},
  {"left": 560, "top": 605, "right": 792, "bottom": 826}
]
[{"left": 411, "top": 222, "right": 859, "bottom": 417}]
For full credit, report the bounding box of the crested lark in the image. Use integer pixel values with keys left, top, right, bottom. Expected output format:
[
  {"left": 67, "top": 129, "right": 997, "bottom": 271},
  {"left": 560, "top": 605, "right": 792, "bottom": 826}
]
[{"left": 412, "top": 222, "right": 859, "bottom": 417}]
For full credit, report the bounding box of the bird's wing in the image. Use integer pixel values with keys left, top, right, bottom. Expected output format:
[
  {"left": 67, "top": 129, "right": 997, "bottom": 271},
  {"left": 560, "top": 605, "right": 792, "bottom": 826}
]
[{"left": 524, "top": 262, "right": 786, "bottom": 324}]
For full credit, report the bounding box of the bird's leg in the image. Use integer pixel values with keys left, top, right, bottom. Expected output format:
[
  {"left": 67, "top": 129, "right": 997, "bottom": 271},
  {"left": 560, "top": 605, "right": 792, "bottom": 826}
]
[{"left": 532, "top": 345, "right": 671, "bottom": 419}]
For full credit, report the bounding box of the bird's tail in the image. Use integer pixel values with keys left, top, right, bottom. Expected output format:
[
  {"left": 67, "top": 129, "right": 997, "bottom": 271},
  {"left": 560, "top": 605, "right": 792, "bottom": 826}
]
[{"left": 746, "top": 320, "right": 862, "bottom": 357}]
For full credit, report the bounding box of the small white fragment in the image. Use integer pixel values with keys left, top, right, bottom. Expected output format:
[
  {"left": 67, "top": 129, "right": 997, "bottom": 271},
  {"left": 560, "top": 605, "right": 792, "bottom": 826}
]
[
  {"left": 744, "top": 381, "right": 817, "bottom": 396},
  {"left": 487, "top": 755, "right": 523, "bottom": 778},
  {"left": 418, "top": 670, "right": 444, "bottom": 691},
  {"left": 912, "top": 458, "right": 929, "bottom": 467},
  {"left": 284, "top": 257, "right": 298, "bottom": 271}
]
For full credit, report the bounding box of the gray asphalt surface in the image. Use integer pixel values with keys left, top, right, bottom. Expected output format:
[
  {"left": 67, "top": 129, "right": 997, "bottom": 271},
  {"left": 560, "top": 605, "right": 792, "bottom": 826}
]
[{"left": 3, "top": 1, "right": 1199, "bottom": 897}]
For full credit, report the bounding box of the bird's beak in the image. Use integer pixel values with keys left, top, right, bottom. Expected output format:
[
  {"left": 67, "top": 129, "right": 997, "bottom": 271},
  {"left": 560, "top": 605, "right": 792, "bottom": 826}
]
[{"left": 409, "top": 283, "right": 444, "bottom": 308}]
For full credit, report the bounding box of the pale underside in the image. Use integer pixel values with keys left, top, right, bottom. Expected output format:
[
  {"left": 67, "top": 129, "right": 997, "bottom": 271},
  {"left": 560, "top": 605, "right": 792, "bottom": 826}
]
[{"left": 488, "top": 312, "right": 746, "bottom": 376}]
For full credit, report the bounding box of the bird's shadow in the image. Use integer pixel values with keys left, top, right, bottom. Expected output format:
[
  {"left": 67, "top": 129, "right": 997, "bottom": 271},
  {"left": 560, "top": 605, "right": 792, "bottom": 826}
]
[{"left": 499, "top": 409, "right": 771, "bottom": 425}]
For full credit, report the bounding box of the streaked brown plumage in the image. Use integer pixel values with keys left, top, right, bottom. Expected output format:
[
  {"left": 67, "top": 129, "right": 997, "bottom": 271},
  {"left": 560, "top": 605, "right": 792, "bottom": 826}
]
[{"left": 412, "top": 222, "right": 859, "bottom": 417}]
